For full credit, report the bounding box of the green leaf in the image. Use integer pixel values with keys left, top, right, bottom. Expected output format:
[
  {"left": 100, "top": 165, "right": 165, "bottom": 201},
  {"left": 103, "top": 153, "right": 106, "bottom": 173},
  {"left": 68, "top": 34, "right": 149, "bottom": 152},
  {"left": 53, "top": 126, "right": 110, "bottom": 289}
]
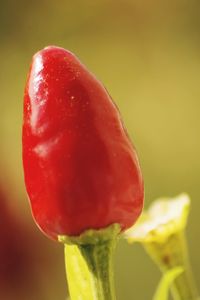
[{"left": 153, "top": 267, "right": 184, "bottom": 300}]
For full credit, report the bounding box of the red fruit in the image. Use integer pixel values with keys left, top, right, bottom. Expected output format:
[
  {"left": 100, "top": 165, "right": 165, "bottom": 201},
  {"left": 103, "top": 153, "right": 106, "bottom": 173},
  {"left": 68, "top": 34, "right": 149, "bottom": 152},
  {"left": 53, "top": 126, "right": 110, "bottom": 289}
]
[{"left": 22, "top": 46, "right": 144, "bottom": 240}]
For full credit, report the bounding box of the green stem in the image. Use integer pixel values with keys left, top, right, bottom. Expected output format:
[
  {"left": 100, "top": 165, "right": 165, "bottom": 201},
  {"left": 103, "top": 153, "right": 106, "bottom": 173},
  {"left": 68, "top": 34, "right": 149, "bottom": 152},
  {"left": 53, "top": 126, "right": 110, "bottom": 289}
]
[
  {"left": 59, "top": 224, "right": 120, "bottom": 300},
  {"left": 145, "top": 232, "right": 199, "bottom": 300}
]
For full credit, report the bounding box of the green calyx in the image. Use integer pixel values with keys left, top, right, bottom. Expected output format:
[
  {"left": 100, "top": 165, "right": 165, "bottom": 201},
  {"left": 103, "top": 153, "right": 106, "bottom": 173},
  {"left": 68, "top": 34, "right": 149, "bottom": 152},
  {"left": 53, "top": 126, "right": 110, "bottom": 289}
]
[
  {"left": 58, "top": 223, "right": 121, "bottom": 245},
  {"left": 59, "top": 223, "right": 121, "bottom": 300}
]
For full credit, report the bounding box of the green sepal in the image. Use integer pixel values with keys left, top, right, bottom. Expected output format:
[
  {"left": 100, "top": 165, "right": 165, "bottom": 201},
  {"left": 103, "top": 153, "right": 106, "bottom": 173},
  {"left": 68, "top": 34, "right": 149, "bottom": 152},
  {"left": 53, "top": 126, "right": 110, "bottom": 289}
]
[{"left": 58, "top": 223, "right": 121, "bottom": 245}]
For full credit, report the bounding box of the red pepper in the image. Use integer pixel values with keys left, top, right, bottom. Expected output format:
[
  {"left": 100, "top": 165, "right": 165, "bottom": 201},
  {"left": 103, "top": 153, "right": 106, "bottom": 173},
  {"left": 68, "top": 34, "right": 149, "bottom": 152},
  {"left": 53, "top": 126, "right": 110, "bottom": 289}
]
[{"left": 22, "top": 46, "right": 144, "bottom": 240}]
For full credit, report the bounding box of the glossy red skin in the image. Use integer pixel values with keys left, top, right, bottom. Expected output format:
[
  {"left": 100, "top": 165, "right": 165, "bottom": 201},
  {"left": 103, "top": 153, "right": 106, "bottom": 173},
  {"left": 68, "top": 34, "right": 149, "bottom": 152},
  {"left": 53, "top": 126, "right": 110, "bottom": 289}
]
[{"left": 22, "top": 46, "right": 144, "bottom": 239}]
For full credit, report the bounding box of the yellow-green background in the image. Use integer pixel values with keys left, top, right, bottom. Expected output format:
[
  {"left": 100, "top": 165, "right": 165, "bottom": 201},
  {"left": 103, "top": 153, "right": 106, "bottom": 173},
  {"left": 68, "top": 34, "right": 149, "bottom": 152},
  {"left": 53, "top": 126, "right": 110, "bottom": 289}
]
[{"left": 0, "top": 0, "right": 200, "bottom": 299}]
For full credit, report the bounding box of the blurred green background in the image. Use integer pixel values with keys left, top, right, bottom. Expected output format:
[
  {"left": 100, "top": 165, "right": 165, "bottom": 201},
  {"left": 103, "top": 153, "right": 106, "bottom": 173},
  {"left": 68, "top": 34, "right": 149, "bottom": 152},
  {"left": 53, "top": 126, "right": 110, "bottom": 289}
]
[{"left": 0, "top": 0, "right": 200, "bottom": 299}]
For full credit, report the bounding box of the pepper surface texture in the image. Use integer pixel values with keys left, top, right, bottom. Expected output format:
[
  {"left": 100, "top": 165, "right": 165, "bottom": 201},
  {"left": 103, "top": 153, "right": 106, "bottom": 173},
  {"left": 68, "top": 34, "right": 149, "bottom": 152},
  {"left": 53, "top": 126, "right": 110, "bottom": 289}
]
[{"left": 22, "top": 46, "right": 144, "bottom": 240}]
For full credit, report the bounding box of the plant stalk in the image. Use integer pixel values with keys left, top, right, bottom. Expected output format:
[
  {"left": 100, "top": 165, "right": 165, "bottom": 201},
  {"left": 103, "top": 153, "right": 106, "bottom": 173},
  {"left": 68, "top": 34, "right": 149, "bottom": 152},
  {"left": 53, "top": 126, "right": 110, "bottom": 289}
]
[
  {"left": 59, "top": 224, "right": 120, "bottom": 300},
  {"left": 145, "top": 232, "right": 199, "bottom": 300}
]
